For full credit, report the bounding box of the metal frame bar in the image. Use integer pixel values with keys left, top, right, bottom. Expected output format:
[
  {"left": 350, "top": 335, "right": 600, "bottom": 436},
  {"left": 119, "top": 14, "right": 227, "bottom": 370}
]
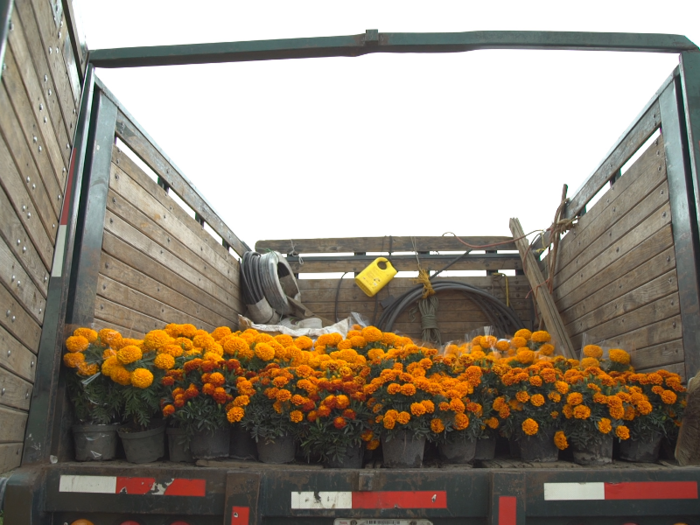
[{"left": 87, "top": 30, "right": 699, "bottom": 68}]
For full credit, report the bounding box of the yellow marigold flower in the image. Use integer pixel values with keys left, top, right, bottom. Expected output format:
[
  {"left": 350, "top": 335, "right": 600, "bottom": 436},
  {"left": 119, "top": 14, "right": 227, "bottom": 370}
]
[
  {"left": 480, "top": 335, "right": 497, "bottom": 349},
  {"left": 154, "top": 353, "right": 175, "bottom": 370},
  {"left": 131, "top": 368, "right": 154, "bottom": 389},
  {"left": 117, "top": 345, "right": 143, "bottom": 365},
  {"left": 254, "top": 342, "right": 275, "bottom": 361},
  {"left": 290, "top": 410, "right": 304, "bottom": 423},
  {"left": 454, "top": 413, "right": 470, "bottom": 430},
  {"left": 349, "top": 335, "right": 366, "bottom": 349},
  {"left": 77, "top": 362, "right": 99, "bottom": 376},
  {"left": 160, "top": 344, "right": 184, "bottom": 358},
  {"left": 361, "top": 326, "right": 383, "bottom": 343},
  {"left": 531, "top": 331, "right": 551, "bottom": 343},
  {"left": 516, "top": 349, "right": 535, "bottom": 365},
  {"left": 101, "top": 356, "right": 119, "bottom": 376},
  {"left": 495, "top": 340, "right": 511, "bottom": 352},
  {"left": 582, "top": 345, "right": 603, "bottom": 358},
  {"left": 554, "top": 431, "right": 568, "bottom": 450},
  {"left": 430, "top": 418, "right": 445, "bottom": 433},
  {"left": 522, "top": 418, "right": 539, "bottom": 435},
  {"left": 608, "top": 348, "right": 630, "bottom": 365},
  {"left": 598, "top": 418, "right": 612, "bottom": 434},
  {"left": 580, "top": 357, "right": 600, "bottom": 369},
  {"left": 110, "top": 366, "right": 131, "bottom": 386},
  {"left": 511, "top": 336, "right": 528, "bottom": 349},
  {"left": 65, "top": 335, "right": 90, "bottom": 353},
  {"left": 74, "top": 327, "right": 98, "bottom": 343},
  {"left": 211, "top": 326, "right": 232, "bottom": 341},
  {"left": 573, "top": 405, "right": 591, "bottom": 419},
  {"left": 143, "top": 330, "right": 171, "bottom": 352},
  {"left": 227, "top": 406, "right": 245, "bottom": 423},
  {"left": 615, "top": 425, "right": 630, "bottom": 440},
  {"left": 63, "top": 351, "right": 85, "bottom": 368},
  {"left": 538, "top": 343, "right": 555, "bottom": 356},
  {"left": 530, "top": 393, "right": 546, "bottom": 407},
  {"left": 98, "top": 328, "right": 122, "bottom": 348},
  {"left": 514, "top": 329, "right": 532, "bottom": 340}
]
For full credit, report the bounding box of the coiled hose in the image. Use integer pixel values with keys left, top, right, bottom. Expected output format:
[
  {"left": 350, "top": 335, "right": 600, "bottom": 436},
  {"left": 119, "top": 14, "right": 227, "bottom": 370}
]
[{"left": 376, "top": 280, "right": 523, "bottom": 338}]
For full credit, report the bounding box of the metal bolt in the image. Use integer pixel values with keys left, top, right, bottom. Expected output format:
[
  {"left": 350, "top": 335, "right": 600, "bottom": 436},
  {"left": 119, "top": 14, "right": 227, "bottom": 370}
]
[
  {"left": 26, "top": 392, "right": 29, "bottom": 399},
  {"left": 66, "top": 143, "right": 70, "bottom": 149},
  {"left": 59, "top": 31, "right": 62, "bottom": 39},
  {"left": 7, "top": 350, "right": 11, "bottom": 356},
  {"left": 55, "top": 47, "right": 59, "bottom": 54},
  {"left": 49, "top": 47, "right": 52, "bottom": 54},
  {"left": 33, "top": 136, "right": 38, "bottom": 143},
  {"left": 32, "top": 184, "right": 36, "bottom": 190},
  {"left": 16, "top": 281, "right": 20, "bottom": 287},
  {"left": 11, "top": 316, "right": 15, "bottom": 322},
  {"left": 22, "top": 246, "right": 27, "bottom": 252},
  {"left": 6, "top": 310, "right": 10, "bottom": 316},
  {"left": 44, "top": 275, "right": 48, "bottom": 282},
  {"left": 52, "top": 224, "right": 56, "bottom": 229},
  {"left": 1, "top": 388, "right": 5, "bottom": 395},
  {"left": 11, "top": 275, "right": 15, "bottom": 281},
  {"left": 44, "top": 74, "right": 48, "bottom": 82},
  {"left": 58, "top": 194, "right": 62, "bottom": 199},
  {"left": 39, "top": 103, "right": 44, "bottom": 111},
  {"left": 26, "top": 177, "right": 31, "bottom": 183},
  {"left": 38, "top": 146, "right": 42, "bottom": 152},
  {"left": 16, "top": 239, "right": 20, "bottom": 245},
  {"left": 31, "top": 361, "right": 35, "bottom": 367},
  {"left": 39, "top": 308, "right": 43, "bottom": 314},
  {"left": 44, "top": 117, "right": 47, "bottom": 123},
  {"left": 22, "top": 205, "right": 27, "bottom": 211},
  {"left": 48, "top": 88, "right": 52, "bottom": 96},
  {"left": 27, "top": 212, "right": 31, "bottom": 219}
]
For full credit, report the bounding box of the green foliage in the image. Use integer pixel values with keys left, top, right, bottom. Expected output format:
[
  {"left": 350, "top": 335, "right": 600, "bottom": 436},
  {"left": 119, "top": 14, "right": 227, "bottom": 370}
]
[
  {"left": 172, "top": 397, "right": 228, "bottom": 437},
  {"left": 121, "top": 383, "right": 163, "bottom": 430},
  {"left": 66, "top": 371, "right": 122, "bottom": 424}
]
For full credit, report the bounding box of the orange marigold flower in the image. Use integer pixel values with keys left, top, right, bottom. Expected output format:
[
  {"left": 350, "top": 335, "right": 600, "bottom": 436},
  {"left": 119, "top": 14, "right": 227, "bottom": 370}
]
[
  {"left": 514, "top": 329, "right": 532, "bottom": 340},
  {"left": 162, "top": 404, "right": 175, "bottom": 417},
  {"left": 486, "top": 417, "right": 499, "bottom": 429},
  {"left": 131, "top": 368, "right": 154, "bottom": 389},
  {"left": 276, "top": 389, "right": 292, "bottom": 402},
  {"left": 63, "top": 351, "right": 85, "bottom": 368},
  {"left": 522, "top": 418, "right": 539, "bottom": 436},
  {"left": 573, "top": 405, "right": 591, "bottom": 419},
  {"left": 396, "top": 411, "right": 411, "bottom": 425},
  {"left": 422, "top": 400, "right": 435, "bottom": 413},
  {"left": 110, "top": 366, "right": 131, "bottom": 386},
  {"left": 598, "top": 418, "right": 612, "bottom": 434},
  {"left": 211, "top": 326, "right": 232, "bottom": 341},
  {"left": 615, "top": 425, "right": 630, "bottom": 440},
  {"left": 254, "top": 343, "right": 275, "bottom": 361},
  {"left": 143, "top": 330, "right": 171, "bottom": 352},
  {"left": 430, "top": 418, "right": 445, "bottom": 433},
  {"left": 65, "top": 335, "right": 90, "bottom": 353},
  {"left": 361, "top": 326, "right": 383, "bottom": 343},
  {"left": 539, "top": 343, "right": 555, "bottom": 356},
  {"left": 410, "top": 402, "right": 427, "bottom": 416},
  {"left": 529, "top": 375, "right": 543, "bottom": 387},
  {"left": 495, "top": 340, "right": 511, "bottom": 352},
  {"left": 531, "top": 331, "right": 551, "bottom": 343},
  {"left": 530, "top": 394, "right": 546, "bottom": 407},
  {"left": 583, "top": 345, "right": 603, "bottom": 358},
  {"left": 548, "top": 391, "right": 561, "bottom": 403},
  {"left": 516, "top": 391, "right": 530, "bottom": 403},
  {"left": 227, "top": 406, "right": 245, "bottom": 423},
  {"left": 567, "top": 392, "right": 583, "bottom": 406},
  {"left": 554, "top": 431, "right": 568, "bottom": 450},
  {"left": 117, "top": 345, "right": 143, "bottom": 365},
  {"left": 154, "top": 353, "right": 175, "bottom": 370},
  {"left": 400, "top": 384, "right": 417, "bottom": 396},
  {"left": 290, "top": 410, "right": 304, "bottom": 423},
  {"left": 661, "top": 390, "right": 678, "bottom": 405},
  {"left": 98, "top": 328, "right": 122, "bottom": 348},
  {"left": 608, "top": 349, "right": 630, "bottom": 365},
  {"left": 516, "top": 349, "right": 535, "bottom": 364}
]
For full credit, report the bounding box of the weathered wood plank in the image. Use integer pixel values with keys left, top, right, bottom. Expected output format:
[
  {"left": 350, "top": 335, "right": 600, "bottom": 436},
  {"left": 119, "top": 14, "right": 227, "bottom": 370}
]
[
  {"left": 298, "top": 275, "right": 531, "bottom": 291},
  {"left": 630, "top": 339, "right": 684, "bottom": 373},
  {"left": 0, "top": 324, "right": 37, "bottom": 382},
  {"left": 556, "top": 137, "right": 666, "bottom": 276},
  {"left": 559, "top": 246, "right": 676, "bottom": 328},
  {"left": 554, "top": 204, "right": 673, "bottom": 304},
  {"left": 109, "top": 157, "right": 239, "bottom": 290},
  {"left": 6, "top": 16, "right": 69, "bottom": 191},
  {"left": 0, "top": 55, "right": 61, "bottom": 222},
  {"left": 103, "top": 209, "right": 240, "bottom": 309},
  {"left": 97, "top": 274, "right": 218, "bottom": 333},
  {"left": 100, "top": 253, "right": 234, "bottom": 329},
  {"left": 637, "top": 361, "right": 685, "bottom": 381},
  {"left": 256, "top": 236, "right": 517, "bottom": 254},
  {"left": 0, "top": 239, "right": 46, "bottom": 323},
  {"left": 0, "top": 442, "right": 23, "bottom": 473},
  {"left": 0, "top": 277, "right": 41, "bottom": 352},
  {"left": 91, "top": 318, "right": 146, "bottom": 341},
  {"left": 564, "top": 99, "right": 661, "bottom": 220},
  {"left": 564, "top": 270, "right": 679, "bottom": 338},
  {"left": 0, "top": 405, "right": 29, "bottom": 443},
  {"left": 0, "top": 366, "right": 33, "bottom": 411},
  {"left": 511, "top": 218, "right": 575, "bottom": 358},
  {"left": 0, "top": 183, "right": 50, "bottom": 294},
  {"left": 114, "top": 108, "right": 249, "bottom": 256},
  {"left": 570, "top": 315, "right": 682, "bottom": 353},
  {"left": 102, "top": 231, "right": 243, "bottom": 321},
  {"left": 288, "top": 254, "right": 522, "bottom": 274},
  {"left": 0, "top": 91, "right": 56, "bottom": 267}
]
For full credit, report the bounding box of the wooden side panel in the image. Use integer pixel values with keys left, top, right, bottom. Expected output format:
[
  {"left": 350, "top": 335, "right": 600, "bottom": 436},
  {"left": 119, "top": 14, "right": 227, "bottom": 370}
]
[
  {"left": 93, "top": 145, "right": 245, "bottom": 337},
  {"left": 0, "top": 0, "right": 81, "bottom": 473},
  {"left": 551, "top": 135, "right": 684, "bottom": 376},
  {"left": 299, "top": 275, "right": 533, "bottom": 343}
]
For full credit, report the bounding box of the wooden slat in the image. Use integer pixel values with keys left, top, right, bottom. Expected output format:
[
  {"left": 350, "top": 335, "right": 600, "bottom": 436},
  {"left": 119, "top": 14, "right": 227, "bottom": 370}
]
[
  {"left": 559, "top": 246, "right": 676, "bottom": 328},
  {"left": 0, "top": 324, "right": 37, "bottom": 382},
  {"left": 0, "top": 405, "right": 29, "bottom": 442},
  {"left": 113, "top": 108, "right": 249, "bottom": 256},
  {"left": 102, "top": 231, "right": 242, "bottom": 321},
  {"left": 0, "top": 280, "right": 41, "bottom": 352},
  {"left": 289, "top": 254, "right": 522, "bottom": 274},
  {"left": 0, "top": 183, "right": 50, "bottom": 295},
  {"left": 109, "top": 156, "right": 239, "bottom": 290},
  {"left": 630, "top": 339, "right": 684, "bottom": 372},
  {"left": 510, "top": 218, "right": 575, "bottom": 358},
  {"left": 556, "top": 137, "right": 666, "bottom": 276},
  {"left": 569, "top": 292, "right": 679, "bottom": 345},
  {"left": 0, "top": 366, "right": 33, "bottom": 411},
  {"left": 97, "top": 274, "right": 218, "bottom": 333},
  {"left": 564, "top": 270, "right": 679, "bottom": 338},
  {"left": 554, "top": 204, "right": 673, "bottom": 304},
  {"left": 554, "top": 225, "right": 675, "bottom": 312},
  {"left": 0, "top": 92, "right": 55, "bottom": 268},
  {"left": 0, "top": 239, "right": 46, "bottom": 323},
  {"left": 91, "top": 318, "right": 145, "bottom": 341},
  {"left": 100, "top": 253, "right": 234, "bottom": 329},
  {"left": 0, "top": 443, "right": 23, "bottom": 473},
  {"left": 570, "top": 315, "right": 682, "bottom": 352},
  {"left": 564, "top": 99, "right": 661, "bottom": 219},
  {"left": 256, "top": 236, "right": 516, "bottom": 253},
  {"left": 6, "top": 17, "right": 69, "bottom": 191},
  {"left": 103, "top": 209, "right": 239, "bottom": 309}
]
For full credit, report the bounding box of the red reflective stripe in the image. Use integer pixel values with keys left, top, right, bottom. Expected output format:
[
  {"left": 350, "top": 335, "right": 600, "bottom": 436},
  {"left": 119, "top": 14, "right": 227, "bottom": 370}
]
[
  {"left": 604, "top": 481, "right": 698, "bottom": 500},
  {"left": 352, "top": 491, "right": 447, "bottom": 509},
  {"left": 231, "top": 506, "right": 250, "bottom": 525},
  {"left": 116, "top": 477, "right": 155, "bottom": 495},
  {"left": 164, "top": 479, "right": 206, "bottom": 497},
  {"left": 498, "top": 496, "right": 517, "bottom": 525}
]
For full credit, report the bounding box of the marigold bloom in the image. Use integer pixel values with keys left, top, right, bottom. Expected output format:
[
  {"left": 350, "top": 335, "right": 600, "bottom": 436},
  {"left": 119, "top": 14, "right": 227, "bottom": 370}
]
[
  {"left": 530, "top": 394, "right": 546, "bottom": 407},
  {"left": 598, "top": 418, "right": 612, "bottom": 434},
  {"left": 454, "top": 412, "right": 470, "bottom": 430},
  {"left": 227, "top": 406, "right": 245, "bottom": 423},
  {"left": 254, "top": 343, "right": 275, "bottom": 361},
  {"left": 110, "top": 366, "right": 132, "bottom": 386},
  {"left": 548, "top": 391, "right": 561, "bottom": 403},
  {"left": 486, "top": 417, "right": 499, "bottom": 429},
  {"left": 573, "top": 405, "right": 591, "bottom": 419},
  {"left": 143, "top": 330, "right": 171, "bottom": 352},
  {"left": 660, "top": 390, "right": 678, "bottom": 405},
  {"left": 400, "top": 383, "right": 417, "bottom": 396},
  {"left": 63, "top": 351, "right": 85, "bottom": 368},
  {"left": 514, "top": 329, "right": 532, "bottom": 340},
  {"left": 65, "top": 335, "right": 90, "bottom": 353},
  {"left": 516, "top": 391, "right": 530, "bottom": 403},
  {"left": 582, "top": 345, "right": 603, "bottom": 358},
  {"left": 531, "top": 331, "right": 551, "bottom": 343},
  {"left": 522, "top": 418, "right": 539, "bottom": 435},
  {"left": 131, "top": 368, "right": 154, "bottom": 389},
  {"left": 554, "top": 431, "right": 568, "bottom": 450},
  {"left": 117, "top": 345, "right": 142, "bottom": 365},
  {"left": 615, "top": 425, "right": 630, "bottom": 440},
  {"left": 608, "top": 348, "right": 630, "bottom": 365},
  {"left": 511, "top": 336, "right": 528, "bottom": 349},
  {"left": 98, "top": 328, "right": 122, "bottom": 348},
  {"left": 361, "top": 326, "right": 383, "bottom": 343},
  {"left": 516, "top": 349, "right": 535, "bottom": 364},
  {"left": 396, "top": 412, "right": 411, "bottom": 425},
  {"left": 567, "top": 392, "right": 583, "bottom": 406},
  {"left": 154, "top": 353, "right": 175, "bottom": 370},
  {"left": 430, "top": 418, "right": 445, "bottom": 433},
  {"left": 539, "top": 343, "right": 555, "bottom": 356}
]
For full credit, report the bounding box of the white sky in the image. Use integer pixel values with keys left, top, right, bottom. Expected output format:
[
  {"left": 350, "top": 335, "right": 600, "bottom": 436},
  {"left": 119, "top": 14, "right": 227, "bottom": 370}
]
[{"left": 73, "top": 1, "right": 699, "bottom": 252}]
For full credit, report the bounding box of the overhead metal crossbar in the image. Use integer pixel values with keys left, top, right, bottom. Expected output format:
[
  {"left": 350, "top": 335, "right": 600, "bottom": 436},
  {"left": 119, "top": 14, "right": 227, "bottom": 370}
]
[{"left": 88, "top": 30, "right": 700, "bottom": 68}]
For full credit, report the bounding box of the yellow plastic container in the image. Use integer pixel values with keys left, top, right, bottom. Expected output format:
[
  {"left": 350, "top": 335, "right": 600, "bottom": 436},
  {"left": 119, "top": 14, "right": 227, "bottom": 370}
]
[{"left": 355, "top": 257, "right": 398, "bottom": 297}]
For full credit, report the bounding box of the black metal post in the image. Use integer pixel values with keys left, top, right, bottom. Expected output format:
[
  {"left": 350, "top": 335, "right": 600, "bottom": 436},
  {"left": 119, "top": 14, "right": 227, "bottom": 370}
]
[{"left": 0, "top": 0, "right": 13, "bottom": 83}]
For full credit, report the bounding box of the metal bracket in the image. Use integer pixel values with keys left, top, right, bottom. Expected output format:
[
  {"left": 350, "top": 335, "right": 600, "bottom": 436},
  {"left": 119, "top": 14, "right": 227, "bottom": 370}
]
[{"left": 364, "top": 29, "right": 379, "bottom": 45}]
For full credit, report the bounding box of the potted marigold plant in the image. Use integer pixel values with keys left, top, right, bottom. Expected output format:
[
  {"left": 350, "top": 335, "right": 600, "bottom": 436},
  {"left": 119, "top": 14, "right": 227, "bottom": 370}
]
[
  {"left": 496, "top": 356, "right": 565, "bottom": 462},
  {"left": 63, "top": 327, "right": 123, "bottom": 461},
  {"left": 617, "top": 368, "right": 686, "bottom": 463},
  {"left": 557, "top": 358, "right": 632, "bottom": 465}
]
